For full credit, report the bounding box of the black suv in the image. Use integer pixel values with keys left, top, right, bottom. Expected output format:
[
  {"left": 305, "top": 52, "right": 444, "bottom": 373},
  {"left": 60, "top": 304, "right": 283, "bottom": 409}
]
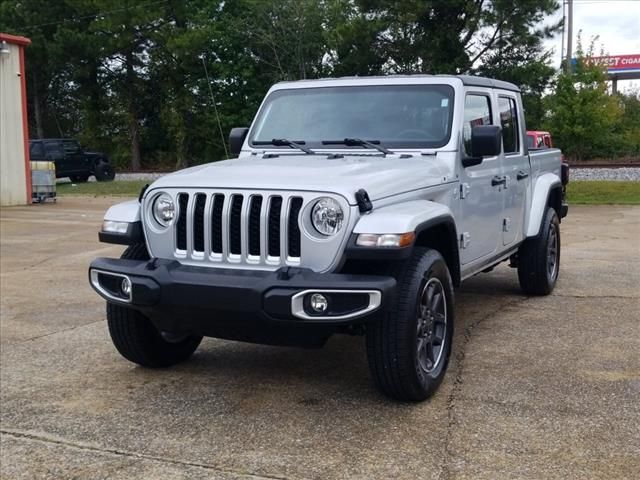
[{"left": 29, "top": 138, "right": 115, "bottom": 182}]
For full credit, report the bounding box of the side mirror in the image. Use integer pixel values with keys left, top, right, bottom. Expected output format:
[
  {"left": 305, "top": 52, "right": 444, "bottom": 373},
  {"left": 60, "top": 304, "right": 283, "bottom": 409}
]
[
  {"left": 229, "top": 127, "right": 249, "bottom": 156},
  {"left": 462, "top": 125, "right": 502, "bottom": 168}
]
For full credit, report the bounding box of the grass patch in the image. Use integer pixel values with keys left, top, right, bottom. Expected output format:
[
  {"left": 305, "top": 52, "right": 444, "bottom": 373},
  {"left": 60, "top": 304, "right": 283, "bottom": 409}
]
[
  {"left": 56, "top": 180, "right": 149, "bottom": 197},
  {"left": 567, "top": 181, "right": 640, "bottom": 205},
  {"left": 56, "top": 179, "right": 640, "bottom": 205}
]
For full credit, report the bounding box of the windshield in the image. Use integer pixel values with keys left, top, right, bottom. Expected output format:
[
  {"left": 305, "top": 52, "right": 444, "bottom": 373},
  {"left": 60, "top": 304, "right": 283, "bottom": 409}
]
[{"left": 249, "top": 85, "right": 455, "bottom": 150}]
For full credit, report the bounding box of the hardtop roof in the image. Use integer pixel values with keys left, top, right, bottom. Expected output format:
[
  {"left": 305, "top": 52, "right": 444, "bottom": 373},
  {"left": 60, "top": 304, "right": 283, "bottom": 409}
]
[
  {"left": 275, "top": 74, "right": 520, "bottom": 93},
  {"left": 29, "top": 138, "right": 79, "bottom": 142}
]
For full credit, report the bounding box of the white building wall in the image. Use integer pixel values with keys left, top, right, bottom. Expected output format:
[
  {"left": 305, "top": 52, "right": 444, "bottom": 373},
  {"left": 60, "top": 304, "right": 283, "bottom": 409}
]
[{"left": 0, "top": 41, "right": 28, "bottom": 206}]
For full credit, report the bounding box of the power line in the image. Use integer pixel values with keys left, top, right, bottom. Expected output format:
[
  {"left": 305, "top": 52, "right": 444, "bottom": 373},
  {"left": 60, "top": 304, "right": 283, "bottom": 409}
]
[{"left": 19, "top": 0, "right": 169, "bottom": 31}]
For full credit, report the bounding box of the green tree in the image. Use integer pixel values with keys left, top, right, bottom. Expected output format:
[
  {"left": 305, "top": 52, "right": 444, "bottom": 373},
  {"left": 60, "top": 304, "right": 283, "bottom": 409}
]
[
  {"left": 615, "top": 90, "right": 640, "bottom": 159},
  {"left": 0, "top": 1, "right": 79, "bottom": 138},
  {"left": 543, "top": 38, "right": 622, "bottom": 161},
  {"left": 3, "top": 0, "right": 594, "bottom": 169},
  {"left": 327, "top": 0, "right": 560, "bottom": 74}
]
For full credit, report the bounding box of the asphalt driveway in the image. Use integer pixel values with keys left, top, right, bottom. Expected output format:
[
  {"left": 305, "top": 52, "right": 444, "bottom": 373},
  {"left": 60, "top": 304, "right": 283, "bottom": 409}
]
[{"left": 1, "top": 198, "right": 638, "bottom": 479}]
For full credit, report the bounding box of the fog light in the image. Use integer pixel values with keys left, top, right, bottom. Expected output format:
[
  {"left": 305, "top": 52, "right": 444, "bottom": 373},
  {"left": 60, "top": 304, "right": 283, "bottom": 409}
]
[
  {"left": 121, "top": 277, "right": 132, "bottom": 297},
  {"left": 309, "top": 293, "right": 328, "bottom": 313}
]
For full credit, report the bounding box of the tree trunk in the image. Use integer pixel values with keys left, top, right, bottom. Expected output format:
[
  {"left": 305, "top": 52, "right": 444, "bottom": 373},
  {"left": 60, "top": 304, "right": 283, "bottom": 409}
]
[
  {"left": 128, "top": 114, "right": 142, "bottom": 171},
  {"left": 86, "top": 62, "right": 102, "bottom": 142},
  {"left": 126, "top": 51, "right": 142, "bottom": 171},
  {"left": 31, "top": 71, "right": 44, "bottom": 139}
]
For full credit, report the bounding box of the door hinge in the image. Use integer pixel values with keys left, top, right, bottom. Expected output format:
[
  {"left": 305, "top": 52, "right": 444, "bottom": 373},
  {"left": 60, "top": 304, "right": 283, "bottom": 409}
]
[
  {"left": 460, "top": 183, "right": 470, "bottom": 199},
  {"left": 503, "top": 218, "right": 511, "bottom": 232},
  {"left": 460, "top": 232, "right": 471, "bottom": 249}
]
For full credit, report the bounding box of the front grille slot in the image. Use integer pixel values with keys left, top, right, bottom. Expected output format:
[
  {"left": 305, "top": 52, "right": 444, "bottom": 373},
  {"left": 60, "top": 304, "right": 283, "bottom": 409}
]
[
  {"left": 229, "top": 195, "right": 243, "bottom": 255},
  {"left": 176, "top": 193, "right": 189, "bottom": 251},
  {"left": 211, "top": 194, "right": 225, "bottom": 254},
  {"left": 288, "top": 197, "right": 303, "bottom": 258},
  {"left": 268, "top": 196, "right": 282, "bottom": 257},
  {"left": 193, "top": 194, "right": 206, "bottom": 252},
  {"left": 248, "top": 196, "right": 262, "bottom": 256}
]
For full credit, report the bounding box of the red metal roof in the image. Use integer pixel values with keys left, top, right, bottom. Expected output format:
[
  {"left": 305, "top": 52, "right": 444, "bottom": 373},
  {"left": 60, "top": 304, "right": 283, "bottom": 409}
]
[{"left": 0, "top": 33, "right": 31, "bottom": 46}]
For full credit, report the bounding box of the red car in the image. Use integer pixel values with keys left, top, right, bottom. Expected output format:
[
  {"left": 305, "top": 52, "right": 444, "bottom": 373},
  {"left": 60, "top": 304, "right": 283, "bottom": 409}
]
[
  {"left": 527, "top": 130, "right": 553, "bottom": 149},
  {"left": 528, "top": 131, "right": 569, "bottom": 187}
]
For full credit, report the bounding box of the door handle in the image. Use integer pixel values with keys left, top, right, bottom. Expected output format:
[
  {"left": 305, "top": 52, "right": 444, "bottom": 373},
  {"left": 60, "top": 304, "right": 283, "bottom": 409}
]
[
  {"left": 491, "top": 175, "right": 506, "bottom": 187},
  {"left": 517, "top": 170, "right": 529, "bottom": 181}
]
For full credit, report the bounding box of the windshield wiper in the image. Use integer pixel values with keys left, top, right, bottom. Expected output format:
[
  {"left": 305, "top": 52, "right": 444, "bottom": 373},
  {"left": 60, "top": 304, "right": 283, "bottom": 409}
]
[
  {"left": 321, "top": 138, "right": 393, "bottom": 155},
  {"left": 253, "top": 138, "right": 315, "bottom": 155}
]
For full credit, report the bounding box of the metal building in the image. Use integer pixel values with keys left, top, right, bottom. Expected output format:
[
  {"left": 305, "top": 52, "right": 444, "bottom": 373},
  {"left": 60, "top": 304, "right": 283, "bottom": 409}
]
[{"left": 0, "top": 33, "right": 31, "bottom": 206}]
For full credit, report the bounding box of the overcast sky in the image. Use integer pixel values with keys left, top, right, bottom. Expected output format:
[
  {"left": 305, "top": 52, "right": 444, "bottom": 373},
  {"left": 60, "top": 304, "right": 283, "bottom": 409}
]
[{"left": 543, "top": 0, "right": 640, "bottom": 92}]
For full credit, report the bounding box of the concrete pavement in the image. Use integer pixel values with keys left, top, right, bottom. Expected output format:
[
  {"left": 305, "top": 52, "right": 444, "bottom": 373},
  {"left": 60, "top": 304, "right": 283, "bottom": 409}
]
[{"left": 1, "top": 198, "right": 639, "bottom": 479}]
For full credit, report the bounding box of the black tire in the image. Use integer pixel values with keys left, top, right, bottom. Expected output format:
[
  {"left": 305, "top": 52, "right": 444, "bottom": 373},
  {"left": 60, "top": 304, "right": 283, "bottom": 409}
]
[
  {"left": 94, "top": 161, "right": 115, "bottom": 182},
  {"left": 366, "top": 248, "right": 455, "bottom": 402},
  {"left": 69, "top": 174, "right": 89, "bottom": 183},
  {"left": 517, "top": 207, "right": 561, "bottom": 295},
  {"left": 106, "top": 243, "right": 202, "bottom": 367}
]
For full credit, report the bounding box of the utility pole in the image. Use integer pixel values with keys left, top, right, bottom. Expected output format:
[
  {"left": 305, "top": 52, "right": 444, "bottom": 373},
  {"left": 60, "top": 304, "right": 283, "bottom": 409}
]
[
  {"left": 565, "top": 0, "right": 573, "bottom": 72},
  {"left": 561, "top": 0, "right": 565, "bottom": 69}
]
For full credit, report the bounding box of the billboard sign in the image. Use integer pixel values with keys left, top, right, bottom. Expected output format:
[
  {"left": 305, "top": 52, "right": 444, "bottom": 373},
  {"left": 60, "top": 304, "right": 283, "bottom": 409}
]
[{"left": 586, "top": 54, "right": 640, "bottom": 74}]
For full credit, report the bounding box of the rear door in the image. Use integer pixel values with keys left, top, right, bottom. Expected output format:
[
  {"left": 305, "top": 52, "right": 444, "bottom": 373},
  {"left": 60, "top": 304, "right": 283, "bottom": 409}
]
[
  {"left": 44, "top": 141, "right": 66, "bottom": 174},
  {"left": 497, "top": 94, "right": 529, "bottom": 246},
  {"left": 458, "top": 91, "right": 503, "bottom": 265}
]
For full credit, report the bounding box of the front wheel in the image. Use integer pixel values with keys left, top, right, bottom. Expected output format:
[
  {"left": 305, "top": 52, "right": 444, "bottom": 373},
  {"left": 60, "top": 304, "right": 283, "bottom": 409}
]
[
  {"left": 366, "top": 248, "right": 454, "bottom": 401},
  {"left": 107, "top": 244, "right": 202, "bottom": 367}
]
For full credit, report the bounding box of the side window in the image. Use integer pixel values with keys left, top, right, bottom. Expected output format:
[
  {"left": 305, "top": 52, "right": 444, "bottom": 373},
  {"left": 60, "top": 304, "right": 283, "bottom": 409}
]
[
  {"left": 463, "top": 94, "right": 492, "bottom": 155},
  {"left": 45, "top": 142, "right": 65, "bottom": 159},
  {"left": 498, "top": 96, "right": 519, "bottom": 154},
  {"left": 30, "top": 142, "right": 44, "bottom": 159}
]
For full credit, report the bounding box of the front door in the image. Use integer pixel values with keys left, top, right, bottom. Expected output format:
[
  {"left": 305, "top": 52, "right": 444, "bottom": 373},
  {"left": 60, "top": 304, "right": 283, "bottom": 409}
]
[
  {"left": 63, "top": 140, "right": 87, "bottom": 174},
  {"left": 459, "top": 91, "right": 503, "bottom": 265}
]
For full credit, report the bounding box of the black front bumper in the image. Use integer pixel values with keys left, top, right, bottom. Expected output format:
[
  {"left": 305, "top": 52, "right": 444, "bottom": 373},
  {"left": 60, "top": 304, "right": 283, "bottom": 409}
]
[{"left": 89, "top": 258, "right": 395, "bottom": 347}]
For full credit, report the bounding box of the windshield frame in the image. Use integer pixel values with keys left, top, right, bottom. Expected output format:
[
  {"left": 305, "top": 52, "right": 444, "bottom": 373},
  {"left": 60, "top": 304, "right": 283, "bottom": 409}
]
[{"left": 248, "top": 84, "right": 456, "bottom": 151}]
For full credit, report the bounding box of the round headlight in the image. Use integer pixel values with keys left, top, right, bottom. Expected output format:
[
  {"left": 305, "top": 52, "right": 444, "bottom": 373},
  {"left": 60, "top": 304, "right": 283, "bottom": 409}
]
[
  {"left": 311, "top": 197, "right": 344, "bottom": 236},
  {"left": 152, "top": 193, "right": 175, "bottom": 227}
]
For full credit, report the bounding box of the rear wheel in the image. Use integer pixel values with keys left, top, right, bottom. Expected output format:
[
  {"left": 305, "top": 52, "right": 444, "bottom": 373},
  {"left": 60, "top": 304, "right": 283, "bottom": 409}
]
[
  {"left": 95, "top": 161, "right": 115, "bottom": 182},
  {"left": 366, "top": 248, "right": 454, "bottom": 401},
  {"left": 517, "top": 207, "right": 561, "bottom": 295},
  {"left": 106, "top": 243, "right": 202, "bottom": 367}
]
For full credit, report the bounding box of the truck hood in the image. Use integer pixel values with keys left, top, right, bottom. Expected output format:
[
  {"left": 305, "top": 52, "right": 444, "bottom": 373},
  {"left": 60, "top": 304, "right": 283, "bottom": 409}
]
[{"left": 149, "top": 154, "right": 451, "bottom": 204}]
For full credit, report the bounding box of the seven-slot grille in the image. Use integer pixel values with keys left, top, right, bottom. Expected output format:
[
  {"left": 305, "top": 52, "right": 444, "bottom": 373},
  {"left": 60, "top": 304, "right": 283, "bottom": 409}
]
[{"left": 174, "top": 192, "right": 304, "bottom": 264}]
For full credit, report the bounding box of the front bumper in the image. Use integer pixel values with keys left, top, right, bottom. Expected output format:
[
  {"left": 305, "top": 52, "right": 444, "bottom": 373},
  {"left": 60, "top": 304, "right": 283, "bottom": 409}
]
[{"left": 89, "top": 258, "right": 395, "bottom": 346}]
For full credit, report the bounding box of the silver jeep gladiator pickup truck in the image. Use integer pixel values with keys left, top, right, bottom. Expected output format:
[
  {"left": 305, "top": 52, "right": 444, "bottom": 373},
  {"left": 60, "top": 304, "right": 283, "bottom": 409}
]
[{"left": 89, "top": 75, "right": 568, "bottom": 401}]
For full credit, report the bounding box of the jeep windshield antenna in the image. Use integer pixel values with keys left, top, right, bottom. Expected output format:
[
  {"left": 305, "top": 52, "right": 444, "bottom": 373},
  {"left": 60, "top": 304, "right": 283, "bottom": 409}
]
[
  {"left": 201, "top": 56, "right": 229, "bottom": 159},
  {"left": 321, "top": 138, "right": 392, "bottom": 155},
  {"left": 253, "top": 138, "right": 315, "bottom": 155}
]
